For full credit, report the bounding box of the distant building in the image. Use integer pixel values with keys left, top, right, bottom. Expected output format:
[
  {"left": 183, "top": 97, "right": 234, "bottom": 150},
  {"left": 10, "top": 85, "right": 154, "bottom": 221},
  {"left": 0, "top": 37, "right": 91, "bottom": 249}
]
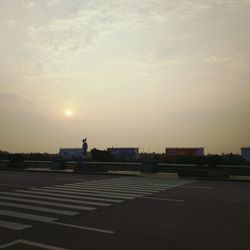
[
  {"left": 166, "top": 147, "right": 204, "bottom": 161},
  {"left": 107, "top": 147, "right": 139, "bottom": 161},
  {"left": 59, "top": 148, "right": 83, "bottom": 160},
  {"left": 241, "top": 147, "right": 250, "bottom": 161}
]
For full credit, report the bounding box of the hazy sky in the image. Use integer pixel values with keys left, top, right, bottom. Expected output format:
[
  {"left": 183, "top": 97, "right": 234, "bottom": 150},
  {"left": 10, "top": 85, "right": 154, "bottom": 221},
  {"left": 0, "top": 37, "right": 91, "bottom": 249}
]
[{"left": 0, "top": 0, "right": 250, "bottom": 154}]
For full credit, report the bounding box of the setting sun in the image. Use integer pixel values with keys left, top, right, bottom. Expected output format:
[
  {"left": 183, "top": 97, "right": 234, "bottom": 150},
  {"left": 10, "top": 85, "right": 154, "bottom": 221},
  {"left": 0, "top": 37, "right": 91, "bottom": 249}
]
[{"left": 65, "top": 110, "right": 73, "bottom": 117}]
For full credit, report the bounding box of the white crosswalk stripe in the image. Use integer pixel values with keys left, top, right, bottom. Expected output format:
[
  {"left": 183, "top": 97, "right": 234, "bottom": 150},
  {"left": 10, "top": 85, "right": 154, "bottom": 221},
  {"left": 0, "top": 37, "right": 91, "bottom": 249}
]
[
  {"left": 83, "top": 177, "right": 192, "bottom": 188},
  {"left": 88, "top": 180, "right": 180, "bottom": 188},
  {"left": 73, "top": 181, "right": 169, "bottom": 189},
  {"left": 30, "top": 188, "right": 123, "bottom": 203},
  {"left": 40, "top": 187, "right": 136, "bottom": 199},
  {"left": 0, "top": 220, "right": 31, "bottom": 230},
  {"left": 63, "top": 179, "right": 178, "bottom": 189},
  {"left": 54, "top": 185, "right": 153, "bottom": 195},
  {"left": 0, "top": 192, "right": 111, "bottom": 206},
  {"left": 16, "top": 190, "right": 123, "bottom": 203},
  {"left": 52, "top": 186, "right": 143, "bottom": 197},
  {"left": 0, "top": 201, "right": 79, "bottom": 216},
  {"left": 72, "top": 177, "right": 186, "bottom": 186},
  {"left": 0, "top": 177, "right": 194, "bottom": 231},
  {"left": 72, "top": 182, "right": 170, "bottom": 190},
  {"left": 63, "top": 183, "right": 165, "bottom": 192},
  {"left": 0, "top": 209, "right": 57, "bottom": 222},
  {"left": 0, "top": 196, "right": 96, "bottom": 211}
]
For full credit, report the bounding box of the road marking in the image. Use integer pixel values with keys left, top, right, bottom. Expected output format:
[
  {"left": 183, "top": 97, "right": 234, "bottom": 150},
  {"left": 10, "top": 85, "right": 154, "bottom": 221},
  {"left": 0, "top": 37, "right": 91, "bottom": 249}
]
[
  {"left": 30, "top": 188, "right": 123, "bottom": 203},
  {"left": 179, "top": 186, "right": 213, "bottom": 189},
  {"left": 49, "top": 221, "right": 115, "bottom": 234},
  {"left": 55, "top": 178, "right": 90, "bottom": 181},
  {"left": 116, "top": 182, "right": 181, "bottom": 187},
  {"left": 89, "top": 178, "right": 194, "bottom": 187},
  {"left": 79, "top": 182, "right": 178, "bottom": 190},
  {"left": 18, "top": 190, "right": 123, "bottom": 203},
  {"left": 140, "top": 197, "right": 185, "bottom": 202},
  {"left": 0, "top": 220, "right": 31, "bottom": 230},
  {"left": 0, "top": 196, "right": 96, "bottom": 211},
  {"left": 62, "top": 184, "right": 155, "bottom": 194},
  {"left": 0, "top": 184, "right": 30, "bottom": 188},
  {"left": 0, "top": 192, "right": 110, "bottom": 207},
  {"left": 78, "top": 181, "right": 169, "bottom": 189},
  {"left": 42, "top": 187, "right": 135, "bottom": 199},
  {"left": 53, "top": 186, "right": 142, "bottom": 197},
  {"left": 0, "top": 209, "right": 57, "bottom": 222},
  {"left": 65, "top": 183, "right": 164, "bottom": 193},
  {"left": 0, "top": 239, "right": 68, "bottom": 250},
  {"left": 83, "top": 178, "right": 174, "bottom": 185},
  {"left": 67, "top": 181, "right": 167, "bottom": 189},
  {"left": 0, "top": 201, "right": 78, "bottom": 216}
]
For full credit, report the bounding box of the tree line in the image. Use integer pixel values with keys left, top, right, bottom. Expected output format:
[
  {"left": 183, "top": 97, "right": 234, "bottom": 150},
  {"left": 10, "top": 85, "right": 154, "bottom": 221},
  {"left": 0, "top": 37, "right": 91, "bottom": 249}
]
[{"left": 0, "top": 149, "right": 249, "bottom": 165}]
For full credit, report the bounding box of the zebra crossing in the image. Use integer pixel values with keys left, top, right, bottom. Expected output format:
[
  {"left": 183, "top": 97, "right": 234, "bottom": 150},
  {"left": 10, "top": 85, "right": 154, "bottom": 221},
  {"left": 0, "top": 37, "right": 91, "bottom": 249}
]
[{"left": 0, "top": 177, "right": 193, "bottom": 232}]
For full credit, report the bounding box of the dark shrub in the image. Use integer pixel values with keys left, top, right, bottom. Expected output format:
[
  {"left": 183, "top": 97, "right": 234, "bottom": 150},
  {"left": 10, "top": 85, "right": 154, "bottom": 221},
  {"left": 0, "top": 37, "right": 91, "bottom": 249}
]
[
  {"left": 90, "top": 148, "right": 112, "bottom": 162},
  {"left": 206, "top": 154, "right": 223, "bottom": 167},
  {"left": 8, "top": 154, "right": 25, "bottom": 162}
]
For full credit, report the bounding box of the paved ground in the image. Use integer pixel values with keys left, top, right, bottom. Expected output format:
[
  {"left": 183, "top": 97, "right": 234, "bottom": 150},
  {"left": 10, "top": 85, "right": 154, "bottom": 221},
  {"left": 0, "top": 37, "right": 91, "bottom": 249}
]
[{"left": 0, "top": 170, "right": 250, "bottom": 250}]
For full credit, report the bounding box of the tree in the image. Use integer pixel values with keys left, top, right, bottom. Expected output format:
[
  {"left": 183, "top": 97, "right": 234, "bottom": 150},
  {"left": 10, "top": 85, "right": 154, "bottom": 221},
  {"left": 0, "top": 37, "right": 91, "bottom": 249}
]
[{"left": 90, "top": 148, "right": 112, "bottom": 162}]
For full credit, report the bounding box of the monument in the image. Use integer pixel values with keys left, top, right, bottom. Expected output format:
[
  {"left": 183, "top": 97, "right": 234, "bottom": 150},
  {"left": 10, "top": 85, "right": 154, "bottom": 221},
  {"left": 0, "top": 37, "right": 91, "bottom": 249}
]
[
  {"left": 82, "top": 137, "right": 88, "bottom": 160},
  {"left": 75, "top": 137, "right": 88, "bottom": 171}
]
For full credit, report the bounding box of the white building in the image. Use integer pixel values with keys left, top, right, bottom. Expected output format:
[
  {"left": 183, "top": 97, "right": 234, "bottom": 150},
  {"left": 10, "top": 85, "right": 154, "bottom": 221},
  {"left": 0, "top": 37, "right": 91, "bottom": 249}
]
[
  {"left": 59, "top": 148, "right": 83, "bottom": 160},
  {"left": 241, "top": 147, "right": 250, "bottom": 161},
  {"left": 107, "top": 147, "right": 139, "bottom": 161}
]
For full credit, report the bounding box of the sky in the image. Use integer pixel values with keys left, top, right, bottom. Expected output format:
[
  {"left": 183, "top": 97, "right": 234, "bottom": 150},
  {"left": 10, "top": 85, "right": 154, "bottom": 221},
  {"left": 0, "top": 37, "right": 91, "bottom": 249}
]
[{"left": 0, "top": 0, "right": 250, "bottom": 154}]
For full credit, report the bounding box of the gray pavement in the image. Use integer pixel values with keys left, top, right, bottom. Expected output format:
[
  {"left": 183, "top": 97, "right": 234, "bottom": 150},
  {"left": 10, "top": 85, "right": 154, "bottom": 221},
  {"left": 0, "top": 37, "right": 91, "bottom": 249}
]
[{"left": 0, "top": 170, "right": 250, "bottom": 250}]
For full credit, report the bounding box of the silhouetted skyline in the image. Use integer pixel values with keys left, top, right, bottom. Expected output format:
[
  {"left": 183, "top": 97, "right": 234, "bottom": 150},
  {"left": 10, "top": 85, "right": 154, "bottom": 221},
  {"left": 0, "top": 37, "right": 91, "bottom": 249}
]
[{"left": 0, "top": 0, "right": 249, "bottom": 154}]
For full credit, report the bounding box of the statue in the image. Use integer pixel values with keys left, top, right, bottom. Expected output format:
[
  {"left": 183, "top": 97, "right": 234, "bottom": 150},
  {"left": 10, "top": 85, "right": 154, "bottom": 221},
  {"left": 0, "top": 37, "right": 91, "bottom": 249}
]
[{"left": 82, "top": 137, "right": 88, "bottom": 160}]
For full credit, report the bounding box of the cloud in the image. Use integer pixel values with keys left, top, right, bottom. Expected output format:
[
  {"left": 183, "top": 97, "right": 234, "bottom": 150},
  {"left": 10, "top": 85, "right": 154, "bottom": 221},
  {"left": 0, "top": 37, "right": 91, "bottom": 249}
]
[
  {"left": 24, "top": 1, "right": 183, "bottom": 75},
  {"left": 206, "top": 56, "right": 235, "bottom": 63},
  {"left": 232, "top": 60, "right": 250, "bottom": 69},
  {"left": 206, "top": 53, "right": 250, "bottom": 69},
  {"left": 6, "top": 19, "right": 23, "bottom": 28},
  {"left": 46, "top": 0, "right": 62, "bottom": 7},
  {"left": 28, "top": 1, "right": 249, "bottom": 49},
  {"left": 19, "top": 0, "right": 250, "bottom": 79},
  {"left": 0, "top": 92, "right": 32, "bottom": 107},
  {"left": 21, "top": 61, "right": 42, "bottom": 76},
  {"left": 22, "top": 1, "right": 35, "bottom": 10}
]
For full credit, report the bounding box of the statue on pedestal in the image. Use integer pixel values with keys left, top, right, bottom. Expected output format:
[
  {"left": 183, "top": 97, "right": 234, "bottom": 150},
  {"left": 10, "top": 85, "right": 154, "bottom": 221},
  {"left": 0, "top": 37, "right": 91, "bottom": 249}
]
[{"left": 82, "top": 137, "right": 88, "bottom": 160}]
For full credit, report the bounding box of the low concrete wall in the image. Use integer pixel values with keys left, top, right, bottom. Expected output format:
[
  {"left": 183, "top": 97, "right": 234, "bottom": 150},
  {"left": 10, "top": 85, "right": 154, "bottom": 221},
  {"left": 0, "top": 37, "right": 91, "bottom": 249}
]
[
  {"left": 0, "top": 161, "right": 7, "bottom": 170},
  {"left": 50, "top": 160, "right": 66, "bottom": 170},
  {"left": 178, "top": 167, "right": 230, "bottom": 178},
  {"left": 5, "top": 162, "right": 28, "bottom": 170},
  {"left": 140, "top": 163, "right": 159, "bottom": 173},
  {"left": 73, "top": 162, "right": 108, "bottom": 173}
]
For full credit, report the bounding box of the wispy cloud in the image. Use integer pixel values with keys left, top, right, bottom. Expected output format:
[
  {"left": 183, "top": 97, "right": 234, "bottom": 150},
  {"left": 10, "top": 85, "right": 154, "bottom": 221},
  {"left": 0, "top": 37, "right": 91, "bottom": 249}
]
[
  {"left": 46, "top": 0, "right": 62, "bottom": 7},
  {"left": 26, "top": 1, "right": 249, "bottom": 54},
  {"left": 22, "top": 1, "right": 35, "bottom": 10},
  {"left": 206, "top": 53, "right": 250, "bottom": 69},
  {"left": 6, "top": 19, "right": 23, "bottom": 28},
  {"left": 0, "top": 91, "right": 32, "bottom": 107},
  {"left": 206, "top": 55, "right": 235, "bottom": 63},
  {"left": 0, "top": 0, "right": 250, "bottom": 153},
  {"left": 21, "top": 1, "right": 193, "bottom": 76}
]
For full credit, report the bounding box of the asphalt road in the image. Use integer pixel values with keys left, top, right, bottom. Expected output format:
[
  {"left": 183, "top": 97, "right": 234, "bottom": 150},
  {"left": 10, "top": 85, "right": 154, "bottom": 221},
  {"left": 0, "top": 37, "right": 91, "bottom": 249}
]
[{"left": 0, "top": 170, "right": 250, "bottom": 250}]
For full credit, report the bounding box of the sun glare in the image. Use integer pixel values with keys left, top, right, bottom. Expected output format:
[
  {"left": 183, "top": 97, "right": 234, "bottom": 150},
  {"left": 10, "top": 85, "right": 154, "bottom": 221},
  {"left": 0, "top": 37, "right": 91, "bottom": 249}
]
[{"left": 65, "top": 110, "right": 73, "bottom": 117}]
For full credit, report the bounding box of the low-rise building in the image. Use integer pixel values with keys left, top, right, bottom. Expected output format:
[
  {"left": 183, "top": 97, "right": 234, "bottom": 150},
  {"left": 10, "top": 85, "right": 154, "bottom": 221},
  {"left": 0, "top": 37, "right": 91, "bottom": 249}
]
[
  {"left": 166, "top": 147, "right": 204, "bottom": 161},
  {"left": 107, "top": 147, "right": 139, "bottom": 161},
  {"left": 59, "top": 148, "right": 83, "bottom": 160},
  {"left": 241, "top": 147, "right": 250, "bottom": 161}
]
